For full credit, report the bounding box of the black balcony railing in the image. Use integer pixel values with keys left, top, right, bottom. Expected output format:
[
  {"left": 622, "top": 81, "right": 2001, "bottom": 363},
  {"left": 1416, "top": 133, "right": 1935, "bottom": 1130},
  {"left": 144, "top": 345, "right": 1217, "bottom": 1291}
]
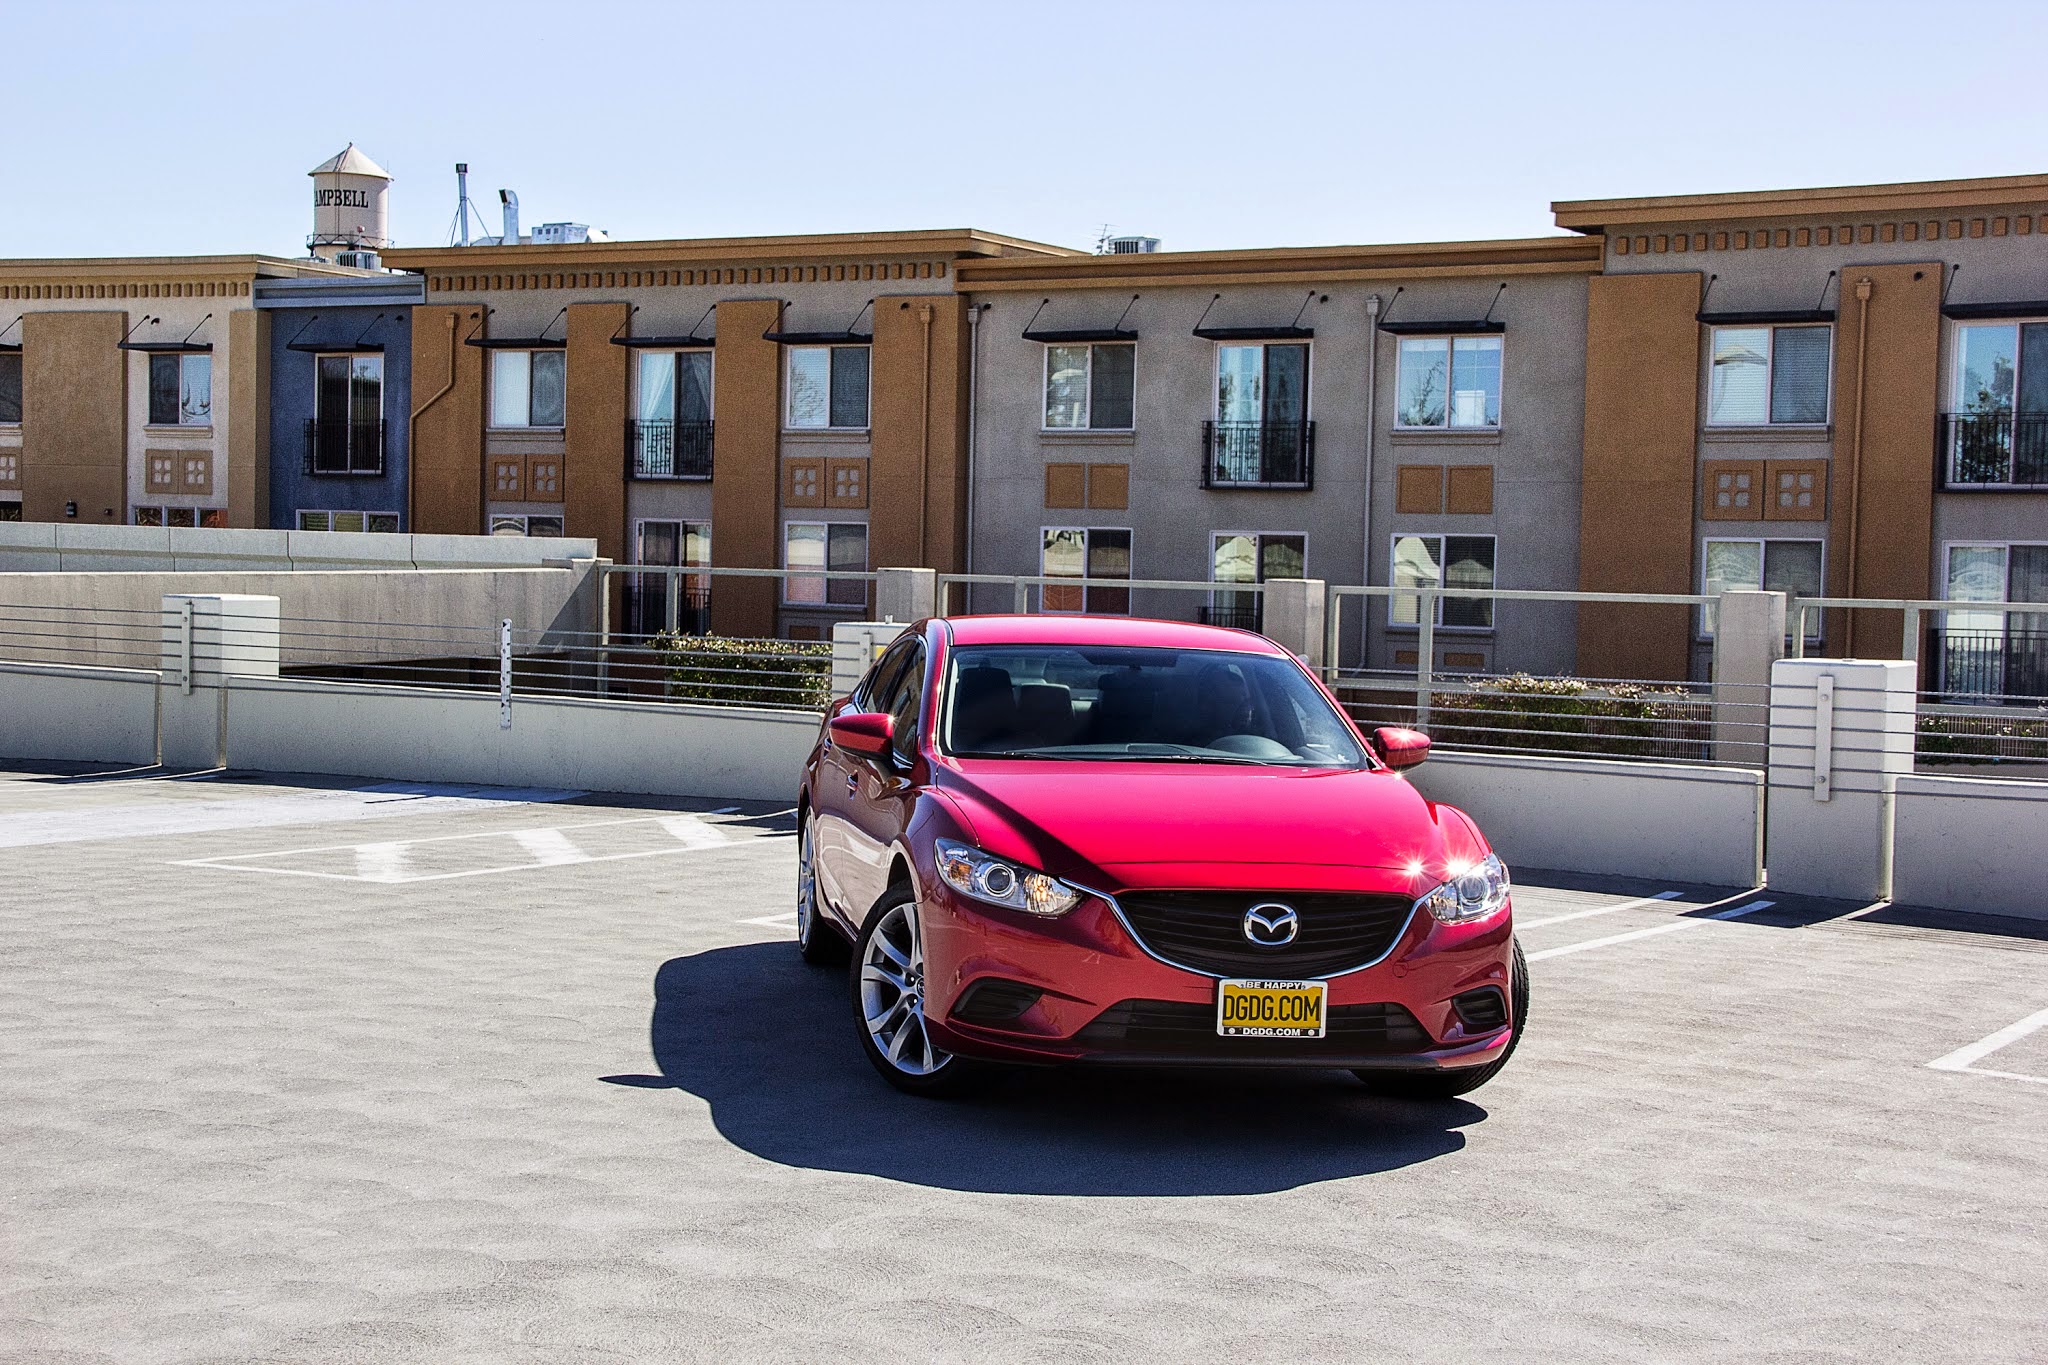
[
  {"left": 1201, "top": 420, "right": 1314, "bottom": 489},
  {"left": 1934, "top": 625, "right": 2048, "bottom": 700},
  {"left": 1199, "top": 602, "right": 1262, "bottom": 631},
  {"left": 1938, "top": 412, "right": 2048, "bottom": 488},
  {"left": 627, "top": 419, "right": 715, "bottom": 480},
  {"left": 626, "top": 580, "right": 712, "bottom": 638},
  {"left": 302, "top": 418, "right": 385, "bottom": 476}
]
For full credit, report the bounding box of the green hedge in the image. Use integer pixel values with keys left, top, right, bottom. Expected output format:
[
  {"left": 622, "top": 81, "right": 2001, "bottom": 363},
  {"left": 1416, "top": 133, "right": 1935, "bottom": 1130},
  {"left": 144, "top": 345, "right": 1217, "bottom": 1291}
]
[
  {"left": 1347, "top": 673, "right": 1710, "bottom": 761},
  {"left": 650, "top": 633, "right": 832, "bottom": 709},
  {"left": 1917, "top": 710, "right": 2048, "bottom": 765}
]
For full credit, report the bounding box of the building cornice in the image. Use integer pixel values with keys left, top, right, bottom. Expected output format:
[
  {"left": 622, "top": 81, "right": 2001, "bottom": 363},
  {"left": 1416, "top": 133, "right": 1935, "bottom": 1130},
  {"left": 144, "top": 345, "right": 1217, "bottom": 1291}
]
[
  {"left": 384, "top": 228, "right": 1081, "bottom": 275},
  {"left": 951, "top": 236, "right": 1602, "bottom": 292},
  {"left": 1553, "top": 172, "right": 2048, "bottom": 233}
]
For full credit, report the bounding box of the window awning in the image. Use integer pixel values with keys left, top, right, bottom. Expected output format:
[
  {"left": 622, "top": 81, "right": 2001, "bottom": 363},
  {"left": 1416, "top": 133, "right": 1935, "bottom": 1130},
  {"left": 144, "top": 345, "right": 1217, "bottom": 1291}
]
[
  {"left": 117, "top": 340, "right": 213, "bottom": 353},
  {"left": 0, "top": 343, "right": 19, "bottom": 354},
  {"left": 287, "top": 341, "right": 386, "bottom": 353},
  {"left": 762, "top": 329, "right": 871, "bottom": 344},
  {"left": 1023, "top": 327, "right": 1139, "bottom": 343},
  {"left": 1376, "top": 318, "right": 1506, "bottom": 336},
  {"left": 1696, "top": 309, "right": 1836, "bottom": 325},
  {"left": 1191, "top": 324, "right": 1314, "bottom": 341},
  {"left": 1941, "top": 299, "right": 2048, "bottom": 321},
  {"left": 610, "top": 333, "right": 716, "bottom": 349},
  {"left": 464, "top": 336, "right": 566, "bottom": 349}
]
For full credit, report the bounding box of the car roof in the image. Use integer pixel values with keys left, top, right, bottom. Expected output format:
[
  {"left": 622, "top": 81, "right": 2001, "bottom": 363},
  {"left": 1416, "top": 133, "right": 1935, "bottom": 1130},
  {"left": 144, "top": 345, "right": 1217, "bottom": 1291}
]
[{"left": 938, "top": 614, "right": 1288, "bottom": 655}]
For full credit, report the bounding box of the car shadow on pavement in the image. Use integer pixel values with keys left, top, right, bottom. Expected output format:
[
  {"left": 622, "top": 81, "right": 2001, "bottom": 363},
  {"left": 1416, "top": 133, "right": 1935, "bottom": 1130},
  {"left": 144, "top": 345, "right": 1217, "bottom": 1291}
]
[{"left": 607, "top": 943, "right": 1483, "bottom": 1196}]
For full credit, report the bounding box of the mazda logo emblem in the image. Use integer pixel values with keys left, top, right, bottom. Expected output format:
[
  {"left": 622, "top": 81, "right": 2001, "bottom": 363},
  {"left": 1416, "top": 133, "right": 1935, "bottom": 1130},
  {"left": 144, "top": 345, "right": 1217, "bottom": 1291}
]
[{"left": 1242, "top": 903, "right": 1299, "bottom": 947}]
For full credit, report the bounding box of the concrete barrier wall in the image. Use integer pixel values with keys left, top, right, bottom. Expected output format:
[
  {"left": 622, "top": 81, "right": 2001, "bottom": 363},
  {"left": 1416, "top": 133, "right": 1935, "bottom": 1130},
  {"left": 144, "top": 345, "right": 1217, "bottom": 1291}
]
[
  {"left": 0, "top": 565, "right": 600, "bottom": 671},
  {"left": 1888, "top": 774, "right": 2048, "bottom": 921},
  {"left": 224, "top": 677, "right": 818, "bottom": 803},
  {"left": 0, "top": 660, "right": 160, "bottom": 765},
  {"left": 1410, "top": 751, "right": 1764, "bottom": 888},
  {"left": 0, "top": 522, "right": 598, "bottom": 574}
]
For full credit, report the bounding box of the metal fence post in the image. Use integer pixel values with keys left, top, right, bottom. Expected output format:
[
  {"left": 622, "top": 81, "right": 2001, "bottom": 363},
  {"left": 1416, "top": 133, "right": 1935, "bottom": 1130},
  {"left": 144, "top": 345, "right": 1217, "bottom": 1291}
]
[
  {"left": 1013, "top": 579, "right": 1031, "bottom": 614},
  {"left": 664, "top": 566, "right": 680, "bottom": 634},
  {"left": 1322, "top": 584, "right": 1342, "bottom": 682},
  {"left": 499, "top": 618, "right": 513, "bottom": 730},
  {"left": 1416, "top": 591, "right": 1436, "bottom": 729}
]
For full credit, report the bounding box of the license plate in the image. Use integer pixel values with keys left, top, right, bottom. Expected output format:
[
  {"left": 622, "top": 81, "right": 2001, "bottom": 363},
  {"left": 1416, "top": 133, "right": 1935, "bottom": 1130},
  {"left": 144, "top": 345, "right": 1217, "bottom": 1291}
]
[{"left": 1216, "top": 978, "right": 1327, "bottom": 1038}]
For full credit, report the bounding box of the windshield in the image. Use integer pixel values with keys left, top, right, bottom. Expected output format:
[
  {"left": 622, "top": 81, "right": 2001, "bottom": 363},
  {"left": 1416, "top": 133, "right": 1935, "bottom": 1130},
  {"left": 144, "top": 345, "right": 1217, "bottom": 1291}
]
[{"left": 940, "top": 643, "right": 1368, "bottom": 768}]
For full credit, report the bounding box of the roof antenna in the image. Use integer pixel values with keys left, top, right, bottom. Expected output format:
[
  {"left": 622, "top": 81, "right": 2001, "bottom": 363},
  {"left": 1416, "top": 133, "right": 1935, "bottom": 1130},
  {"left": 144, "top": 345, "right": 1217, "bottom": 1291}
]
[
  {"left": 1192, "top": 293, "right": 1222, "bottom": 331},
  {"left": 1111, "top": 293, "right": 1140, "bottom": 332},
  {"left": 1480, "top": 282, "right": 1508, "bottom": 324},
  {"left": 1813, "top": 270, "right": 1838, "bottom": 312}
]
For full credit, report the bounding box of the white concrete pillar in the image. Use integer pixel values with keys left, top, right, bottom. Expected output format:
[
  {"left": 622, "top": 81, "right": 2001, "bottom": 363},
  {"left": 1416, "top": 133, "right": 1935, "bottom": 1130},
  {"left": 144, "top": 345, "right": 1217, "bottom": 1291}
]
[
  {"left": 1260, "top": 578, "right": 1326, "bottom": 668},
  {"left": 1765, "top": 657, "right": 1916, "bottom": 900},
  {"left": 1712, "top": 590, "right": 1786, "bottom": 766},
  {"left": 159, "top": 594, "right": 280, "bottom": 770},
  {"left": 874, "top": 567, "right": 937, "bottom": 624},
  {"left": 830, "top": 621, "right": 907, "bottom": 701}
]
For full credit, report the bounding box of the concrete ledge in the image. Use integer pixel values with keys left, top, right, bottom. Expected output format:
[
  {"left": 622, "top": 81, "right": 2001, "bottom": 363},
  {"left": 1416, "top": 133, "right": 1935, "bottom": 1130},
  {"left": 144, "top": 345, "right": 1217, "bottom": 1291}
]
[
  {"left": 1888, "top": 773, "right": 2048, "bottom": 921},
  {"left": 225, "top": 677, "right": 818, "bottom": 803},
  {"left": 1409, "top": 750, "right": 1763, "bottom": 888},
  {"left": 0, "top": 660, "right": 160, "bottom": 765}
]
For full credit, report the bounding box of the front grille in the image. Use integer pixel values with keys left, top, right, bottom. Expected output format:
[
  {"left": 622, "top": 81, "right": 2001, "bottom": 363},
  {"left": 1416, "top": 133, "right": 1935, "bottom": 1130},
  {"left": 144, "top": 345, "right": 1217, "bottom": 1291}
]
[
  {"left": 1451, "top": 986, "right": 1508, "bottom": 1032},
  {"left": 1075, "top": 999, "right": 1427, "bottom": 1057},
  {"left": 1114, "top": 890, "right": 1414, "bottom": 977},
  {"left": 951, "top": 978, "right": 1043, "bottom": 1026}
]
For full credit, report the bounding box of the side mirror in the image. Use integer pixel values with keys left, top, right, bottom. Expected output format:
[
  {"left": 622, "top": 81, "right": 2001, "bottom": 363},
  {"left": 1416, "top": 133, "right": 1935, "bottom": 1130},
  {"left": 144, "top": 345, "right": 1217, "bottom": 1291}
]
[
  {"left": 829, "top": 711, "right": 895, "bottom": 758},
  {"left": 1372, "top": 726, "right": 1431, "bottom": 770}
]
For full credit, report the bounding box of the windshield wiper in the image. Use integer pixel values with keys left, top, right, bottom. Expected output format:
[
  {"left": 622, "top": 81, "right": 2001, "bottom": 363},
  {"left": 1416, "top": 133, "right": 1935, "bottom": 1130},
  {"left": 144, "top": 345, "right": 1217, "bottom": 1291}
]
[{"left": 1096, "top": 752, "right": 1273, "bottom": 766}]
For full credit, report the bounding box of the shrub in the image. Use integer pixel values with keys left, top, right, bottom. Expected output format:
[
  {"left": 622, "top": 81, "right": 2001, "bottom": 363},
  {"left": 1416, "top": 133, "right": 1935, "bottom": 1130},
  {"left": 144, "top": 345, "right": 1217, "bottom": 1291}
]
[
  {"left": 1916, "top": 709, "right": 2048, "bottom": 765},
  {"left": 1345, "top": 673, "right": 1709, "bottom": 761},
  {"left": 650, "top": 632, "right": 831, "bottom": 710}
]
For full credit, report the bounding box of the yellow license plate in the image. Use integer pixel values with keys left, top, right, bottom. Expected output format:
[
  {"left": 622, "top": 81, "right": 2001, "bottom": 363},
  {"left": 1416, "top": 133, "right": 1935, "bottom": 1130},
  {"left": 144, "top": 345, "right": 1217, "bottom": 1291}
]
[{"left": 1216, "top": 978, "right": 1327, "bottom": 1038}]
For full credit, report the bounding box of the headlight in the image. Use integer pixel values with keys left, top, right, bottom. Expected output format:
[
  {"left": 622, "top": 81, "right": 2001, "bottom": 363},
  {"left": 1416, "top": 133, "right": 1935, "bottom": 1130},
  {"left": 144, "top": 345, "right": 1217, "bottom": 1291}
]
[
  {"left": 1415, "top": 853, "right": 1510, "bottom": 925},
  {"left": 934, "top": 838, "right": 1082, "bottom": 917}
]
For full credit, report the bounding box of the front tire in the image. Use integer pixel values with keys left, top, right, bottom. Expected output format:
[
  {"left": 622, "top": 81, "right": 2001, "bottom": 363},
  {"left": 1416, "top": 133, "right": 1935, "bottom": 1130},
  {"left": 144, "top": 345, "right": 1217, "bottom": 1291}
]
[
  {"left": 850, "top": 884, "right": 973, "bottom": 1096},
  {"left": 795, "top": 814, "right": 846, "bottom": 966},
  {"left": 1357, "top": 937, "right": 1528, "bottom": 1100}
]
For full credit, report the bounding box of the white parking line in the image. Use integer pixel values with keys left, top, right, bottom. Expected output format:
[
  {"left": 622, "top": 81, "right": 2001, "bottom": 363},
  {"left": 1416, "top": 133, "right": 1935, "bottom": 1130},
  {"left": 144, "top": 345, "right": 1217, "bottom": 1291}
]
[
  {"left": 740, "top": 912, "right": 799, "bottom": 930},
  {"left": 511, "top": 828, "right": 586, "bottom": 866},
  {"left": 1516, "top": 891, "right": 1683, "bottom": 930},
  {"left": 1928, "top": 1005, "right": 2048, "bottom": 1087},
  {"left": 1527, "top": 899, "right": 1776, "bottom": 962}
]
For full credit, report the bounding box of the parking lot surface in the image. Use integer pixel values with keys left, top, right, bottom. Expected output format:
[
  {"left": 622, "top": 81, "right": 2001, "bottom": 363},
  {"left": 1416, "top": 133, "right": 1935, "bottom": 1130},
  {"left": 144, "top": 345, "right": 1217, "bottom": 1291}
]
[{"left": 3, "top": 763, "right": 2045, "bottom": 1363}]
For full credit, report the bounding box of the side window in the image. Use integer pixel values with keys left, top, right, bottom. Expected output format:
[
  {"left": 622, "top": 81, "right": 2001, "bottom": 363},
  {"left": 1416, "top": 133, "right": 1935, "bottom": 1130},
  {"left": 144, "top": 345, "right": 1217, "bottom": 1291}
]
[
  {"left": 857, "top": 638, "right": 915, "bottom": 713},
  {"left": 885, "top": 644, "right": 927, "bottom": 766}
]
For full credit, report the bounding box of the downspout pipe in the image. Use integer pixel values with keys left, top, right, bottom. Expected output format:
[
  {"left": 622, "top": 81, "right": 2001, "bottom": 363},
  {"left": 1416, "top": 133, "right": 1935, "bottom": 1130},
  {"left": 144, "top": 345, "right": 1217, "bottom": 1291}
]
[
  {"left": 917, "top": 302, "right": 934, "bottom": 568},
  {"left": 964, "top": 302, "right": 985, "bottom": 614},
  {"left": 1360, "top": 293, "right": 1383, "bottom": 672},
  {"left": 1843, "top": 276, "right": 1874, "bottom": 655},
  {"left": 407, "top": 309, "right": 463, "bottom": 534}
]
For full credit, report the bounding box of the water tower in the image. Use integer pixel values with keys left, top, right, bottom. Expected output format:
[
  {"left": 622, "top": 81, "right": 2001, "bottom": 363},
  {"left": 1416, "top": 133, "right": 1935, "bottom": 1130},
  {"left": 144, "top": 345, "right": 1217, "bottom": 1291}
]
[{"left": 308, "top": 144, "right": 392, "bottom": 267}]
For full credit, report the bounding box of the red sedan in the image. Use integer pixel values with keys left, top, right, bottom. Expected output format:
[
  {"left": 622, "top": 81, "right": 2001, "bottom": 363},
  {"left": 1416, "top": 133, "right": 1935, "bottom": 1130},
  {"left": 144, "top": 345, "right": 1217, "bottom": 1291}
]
[{"left": 795, "top": 615, "right": 1525, "bottom": 1098}]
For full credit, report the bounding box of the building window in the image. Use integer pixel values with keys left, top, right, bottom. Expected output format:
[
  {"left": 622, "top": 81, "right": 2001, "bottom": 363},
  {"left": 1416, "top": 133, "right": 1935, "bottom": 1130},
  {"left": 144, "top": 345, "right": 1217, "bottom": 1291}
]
[
  {"left": 1395, "top": 336, "right": 1502, "bottom": 429},
  {"left": 0, "top": 353, "right": 21, "bottom": 424},
  {"left": 490, "top": 514, "right": 566, "bottom": 537},
  {"left": 1945, "top": 322, "right": 2048, "bottom": 486},
  {"left": 297, "top": 511, "right": 399, "bottom": 533},
  {"left": 490, "top": 349, "right": 566, "bottom": 428},
  {"left": 1215, "top": 343, "right": 1308, "bottom": 426},
  {"left": 638, "top": 350, "right": 713, "bottom": 424},
  {"left": 1043, "top": 344, "right": 1134, "bottom": 430},
  {"left": 784, "top": 521, "right": 867, "bottom": 605},
  {"left": 1041, "top": 527, "right": 1132, "bottom": 614},
  {"left": 786, "top": 346, "right": 870, "bottom": 430},
  {"left": 1700, "top": 538, "right": 1824, "bottom": 639},
  {"left": 133, "top": 506, "right": 226, "bottom": 528},
  {"left": 631, "top": 518, "right": 712, "bottom": 636},
  {"left": 1391, "top": 534, "right": 1496, "bottom": 629},
  {"left": 1209, "top": 532, "right": 1304, "bottom": 629},
  {"left": 148, "top": 353, "right": 212, "bottom": 426},
  {"left": 311, "top": 353, "right": 384, "bottom": 474},
  {"left": 1942, "top": 542, "right": 2048, "bottom": 697},
  {"left": 1707, "top": 325, "right": 1831, "bottom": 426}
]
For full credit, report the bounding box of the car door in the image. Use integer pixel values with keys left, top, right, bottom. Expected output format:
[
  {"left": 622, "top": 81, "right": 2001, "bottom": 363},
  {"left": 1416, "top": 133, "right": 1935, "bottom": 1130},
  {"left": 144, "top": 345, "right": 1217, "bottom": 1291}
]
[
  {"left": 834, "top": 637, "right": 928, "bottom": 921},
  {"left": 814, "top": 638, "right": 914, "bottom": 923}
]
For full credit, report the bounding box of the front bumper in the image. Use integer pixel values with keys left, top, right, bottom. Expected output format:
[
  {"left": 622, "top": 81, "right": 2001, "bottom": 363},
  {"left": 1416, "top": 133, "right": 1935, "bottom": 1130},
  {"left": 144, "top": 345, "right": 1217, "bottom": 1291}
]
[{"left": 919, "top": 882, "right": 1514, "bottom": 1070}]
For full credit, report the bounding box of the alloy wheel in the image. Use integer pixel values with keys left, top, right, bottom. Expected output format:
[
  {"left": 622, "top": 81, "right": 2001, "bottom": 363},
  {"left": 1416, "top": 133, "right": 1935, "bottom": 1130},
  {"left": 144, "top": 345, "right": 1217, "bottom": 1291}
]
[
  {"left": 858, "top": 900, "right": 951, "bottom": 1076},
  {"left": 796, "top": 820, "right": 816, "bottom": 943}
]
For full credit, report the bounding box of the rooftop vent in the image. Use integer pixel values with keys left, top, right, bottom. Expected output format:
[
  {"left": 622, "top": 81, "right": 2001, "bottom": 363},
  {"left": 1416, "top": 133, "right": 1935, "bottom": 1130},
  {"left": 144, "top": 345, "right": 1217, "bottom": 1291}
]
[{"left": 1106, "top": 235, "right": 1160, "bottom": 255}]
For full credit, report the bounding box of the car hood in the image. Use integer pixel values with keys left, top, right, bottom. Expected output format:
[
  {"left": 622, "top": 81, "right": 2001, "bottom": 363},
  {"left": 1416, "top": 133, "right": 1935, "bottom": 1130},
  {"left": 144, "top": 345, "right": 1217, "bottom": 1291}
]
[{"left": 932, "top": 759, "right": 1484, "bottom": 895}]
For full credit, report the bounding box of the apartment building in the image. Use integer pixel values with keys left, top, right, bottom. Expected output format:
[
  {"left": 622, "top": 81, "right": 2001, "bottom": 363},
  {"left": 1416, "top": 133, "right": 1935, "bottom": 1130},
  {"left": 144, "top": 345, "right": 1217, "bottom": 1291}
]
[
  {"left": 378, "top": 230, "right": 1079, "bottom": 636},
  {"left": 1559, "top": 174, "right": 2048, "bottom": 687},
  {"left": 0, "top": 255, "right": 371, "bottom": 530},
  {"left": 254, "top": 272, "right": 425, "bottom": 534},
  {"left": 954, "top": 236, "right": 1600, "bottom": 676}
]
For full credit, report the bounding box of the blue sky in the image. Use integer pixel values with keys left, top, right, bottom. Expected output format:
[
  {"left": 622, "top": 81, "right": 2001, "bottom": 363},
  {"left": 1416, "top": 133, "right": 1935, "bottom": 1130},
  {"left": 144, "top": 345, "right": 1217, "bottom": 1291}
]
[{"left": 4, "top": 0, "right": 2046, "bottom": 259}]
